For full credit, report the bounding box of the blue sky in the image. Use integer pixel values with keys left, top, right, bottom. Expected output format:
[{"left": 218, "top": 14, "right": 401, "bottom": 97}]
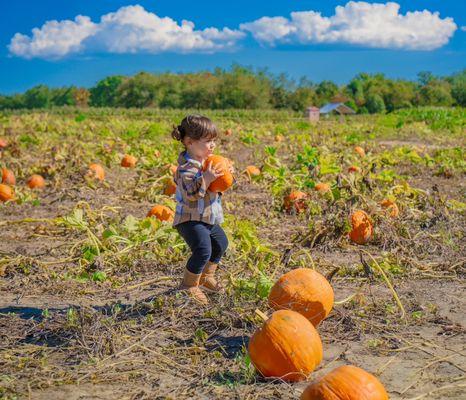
[{"left": 1, "top": 1, "right": 465, "bottom": 93}]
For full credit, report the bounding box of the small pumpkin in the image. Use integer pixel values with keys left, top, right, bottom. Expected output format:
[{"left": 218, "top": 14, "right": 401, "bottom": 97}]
[
  {"left": 27, "top": 174, "right": 45, "bottom": 189},
  {"left": 0, "top": 183, "right": 14, "bottom": 202},
  {"left": 349, "top": 210, "right": 373, "bottom": 244},
  {"left": 121, "top": 154, "right": 137, "bottom": 168},
  {"left": 224, "top": 128, "right": 233, "bottom": 136},
  {"left": 248, "top": 310, "right": 323, "bottom": 382},
  {"left": 164, "top": 179, "right": 177, "bottom": 196},
  {"left": 245, "top": 165, "right": 261, "bottom": 177},
  {"left": 284, "top": 190, "right": 307, "bottom": 213},
  {"left": 354, "top": 146, "right": 366, "bottom": 157},
  {"left": 301, "top": 365, "right": 389, "bottom": 400},
  {"left": 0, "top": 139, "right": 7, "bottom": 149},
  {"left": 87, "top": 163, "right": 105, "bottom": 181},
  {"left": 314, "top": 183, "right": 330, "bottom": 194},
  {"left": 381, "top": 199, "right": 399, "bottom": 218},
  {"left": 1, "top": 168, "right": 16, "bottom": 185},
  {"left": 269, "top": 268, "right": 334, "bottom": 326},
  {"left": 203, "top": 155, "right": 234, "bottom": 193},
  {"left": 147, "top": 205, "right": 174, "bottom": 222},
  {"left": 348, "top": 165, "right": 361, "bottom": 173}
]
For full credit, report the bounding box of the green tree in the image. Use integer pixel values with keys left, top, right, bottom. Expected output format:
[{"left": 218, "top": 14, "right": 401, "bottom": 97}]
[
  {"left": 366, "top": 93, "right": 386, "bottom": 114},
  {"left": 24, "top": 85, "right": 51, "bottom": 109},
  {"left": 448, "top": 69, "right": 466, "bottom": 106},
  {"left": 384, "top": 80, "right": 416, "bottom": 111},
  {"left": 0, "top": 94, "right": 25, "bottom": 110},
  {"left": 289, "top": 87, "right": 317, "bottom": 111},
  {"left": 215, "top": 65, "right": 272, "bottom": 109},
  {"left": 90, "top": 76, "right": 124, "bottom": 107},
  {"left": 417, "top": 71, "right": 435, "bottom": 86},
  {"left": 51, "top": 87, "right": 76, "bottom": 106},
  {"left": 418, "top": 80, "right": 453, "bottom": 106},
  {"left": 115, "top": 72, "right": 159, "bottom": 108},
  {"left": 316, "top": 80, "right": 338, "bottom": 104}
]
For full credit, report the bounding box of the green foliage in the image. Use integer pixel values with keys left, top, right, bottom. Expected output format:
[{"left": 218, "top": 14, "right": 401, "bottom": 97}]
[
  {"left": 296, "top": 145, "right": 319, "bottom": 169},
  {"left": 90, "top": 76, "right": 124, "bottom": 107},
  {"left": 233, "top": 271, "right": 274, "bottom": 300},
  {"left": 366, "top": 94, "right": 386, "bottom": 114},
  {"left": 2, "top": 66, "right": 464, "bottom": 112}
]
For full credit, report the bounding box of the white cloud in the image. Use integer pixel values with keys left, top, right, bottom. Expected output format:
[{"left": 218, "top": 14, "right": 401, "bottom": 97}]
[
  {"left": 240, "top": 1, "right": 457, "bottom": 50},
  {"left": 8, "top": 2, "right": 458, "bottom": 59},
  {"left": 8, "top": 16, "right": 97, "bottom": 59},
  {"left": 8, "top": 5, "right": 245, "bottom": 59}
]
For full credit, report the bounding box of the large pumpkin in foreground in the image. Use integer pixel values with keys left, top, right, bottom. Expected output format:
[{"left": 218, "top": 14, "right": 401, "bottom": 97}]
[
  {"left": 248, "top": 310, "right": 323, "bottom": 382},
  {"left": 301, "top": 365, "right": 389, "bottom": 400},
  {"left": 203, "top": 155, "right": 233, "bottom": 192},
  {"left": 349, "top": 210, "right": 373, "bottom": 245},
  {"left": 269, "top": 268, "right": 334, "bottom": 326}
]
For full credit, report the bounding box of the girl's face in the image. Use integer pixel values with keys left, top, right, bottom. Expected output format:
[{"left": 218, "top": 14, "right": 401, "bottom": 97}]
[{"left": 184, "top": 136, "right": 216, "bottom": 161}]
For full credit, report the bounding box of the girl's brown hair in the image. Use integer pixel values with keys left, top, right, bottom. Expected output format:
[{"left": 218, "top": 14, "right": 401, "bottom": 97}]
[{"left": 171, "top": 115, "right": 218, "bottom": 143}]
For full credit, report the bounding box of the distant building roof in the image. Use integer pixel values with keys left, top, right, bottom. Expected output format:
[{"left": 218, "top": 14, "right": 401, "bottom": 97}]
[{"left": 320, "top": 102, "right": 356, "bottom": 115}]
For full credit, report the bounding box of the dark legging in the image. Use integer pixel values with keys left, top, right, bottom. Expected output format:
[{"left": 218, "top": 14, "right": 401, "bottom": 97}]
[{"left": 175, "top": 221, "right": 229, "bottom": 274}]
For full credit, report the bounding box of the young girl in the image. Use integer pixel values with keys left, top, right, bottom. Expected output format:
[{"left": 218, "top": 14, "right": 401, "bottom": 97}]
[{"left": 171, "top": 115, "right": 233, "bottom": 304}]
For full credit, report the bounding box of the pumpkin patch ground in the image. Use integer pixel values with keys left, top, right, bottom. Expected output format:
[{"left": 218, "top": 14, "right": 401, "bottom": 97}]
[{"left": 0, "top": 109, "right": 464, "bottom": 399}]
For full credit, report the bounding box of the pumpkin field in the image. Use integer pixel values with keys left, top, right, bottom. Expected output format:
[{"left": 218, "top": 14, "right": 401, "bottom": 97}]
[{"left": 0, "top": 107, "right": 465, "bottom": 399}]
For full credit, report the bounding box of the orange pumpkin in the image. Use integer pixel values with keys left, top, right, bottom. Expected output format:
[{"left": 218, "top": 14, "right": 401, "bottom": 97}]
[
  {"left": 248, "top": 310, "right": 323, "bottom": 382},
  {"left": 164, "top": 179, "right": 177, "bottom": 196},
  {"left": 0, "top": 183, "right": 14, "bottom": 202},
  {"left": 147, "top": 205, "right": 174, "bottom": 222},
  {"left": 0, "top": 139, "right": 7, "bottom": 149},
  {"left": 87, "top": 163, "right": 105, "bottom": 181},
  {"left": 349, "top": 210, "right": 373, "bottom": 244},
  {"left": 354, "top": 146, "right": 366, "bottom": 157},
  {"left": 284, "top": 191, "right": 308, "bottom": 213},
  {"left": 301, "top": 365, "right": 389, "bottom": 400},
  {"left": 121, "top": 154, "right": 137, "bottom": 168},
  {"left": 381, "top": 199, "right": 399, "bottom": 218},
  {"left": 348, "top": 165, "right": 361, "bottom": 173},
  {"left": 245, "top": 165, "right": 261, "bottom": 177},
  {"left": 1, "top": 168, "right": 16, "bottom": 185},
  {"left": 314, "top": 183, "right": 330, "bottom": 194},
  {"left": 203, "top": 155, "right": 233, "bottom": 193},
  {"left": 27, "top": 174, "right": 45, "bottom": 189},
  {"left": 269, "top": 268, "right": 334, "bottom": 326}
]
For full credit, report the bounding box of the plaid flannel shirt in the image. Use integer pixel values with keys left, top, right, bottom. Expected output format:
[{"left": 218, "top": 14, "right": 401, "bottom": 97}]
[{"left": 172, "top": 150, "right": 224, "bottom": 227}]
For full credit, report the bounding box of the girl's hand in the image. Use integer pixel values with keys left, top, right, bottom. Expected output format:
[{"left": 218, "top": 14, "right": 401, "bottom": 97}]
[
  {"left": 204, "top": 161, "right": 224, "bottom": 185},
  {"left": 228, "top": 164, "right": 235, "bottom": 174}
]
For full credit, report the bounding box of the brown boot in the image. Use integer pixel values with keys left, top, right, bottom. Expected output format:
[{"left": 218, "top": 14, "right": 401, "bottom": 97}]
[
  {"left": 200, "top": 262, "right": 224, "bottom": 293},
  {"left": 179, "top": 268, "right": 209, "bottom": 305}
]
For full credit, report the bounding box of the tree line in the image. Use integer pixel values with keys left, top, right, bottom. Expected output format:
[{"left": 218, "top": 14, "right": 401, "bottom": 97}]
[{"left": 1, "top": 65, "right": 464, "bottom": 113}]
